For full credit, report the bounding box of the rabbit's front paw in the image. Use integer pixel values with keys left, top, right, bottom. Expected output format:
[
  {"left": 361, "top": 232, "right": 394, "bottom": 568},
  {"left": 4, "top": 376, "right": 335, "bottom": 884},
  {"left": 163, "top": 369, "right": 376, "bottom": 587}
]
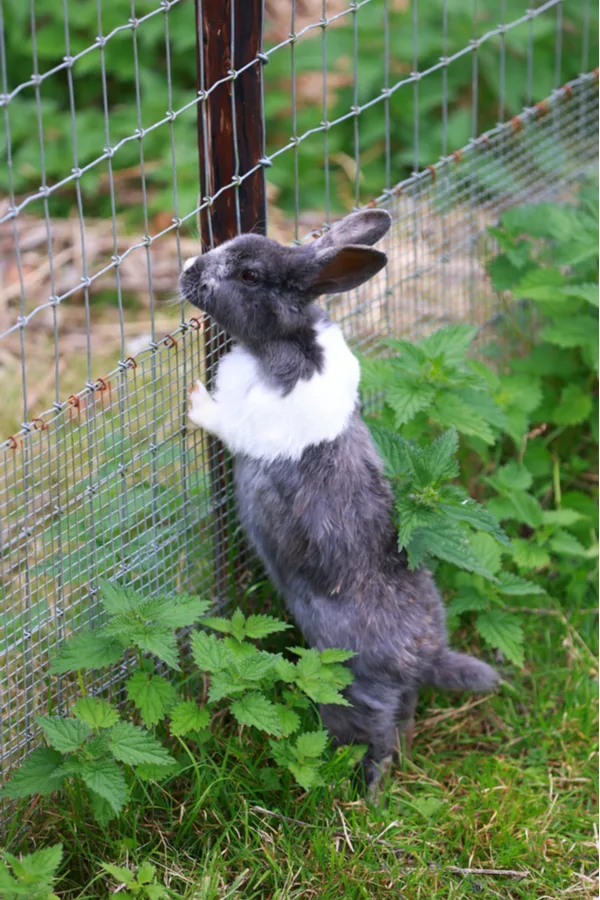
[{"left": 188, "top": 380, "right": 214, "bottom": 429}]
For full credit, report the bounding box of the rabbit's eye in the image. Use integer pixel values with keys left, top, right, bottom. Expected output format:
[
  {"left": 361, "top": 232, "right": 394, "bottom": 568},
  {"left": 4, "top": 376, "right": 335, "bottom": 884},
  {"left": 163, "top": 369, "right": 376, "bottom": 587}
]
[{"left": 241, "top": 269, "right": 260, "bottom": 285}]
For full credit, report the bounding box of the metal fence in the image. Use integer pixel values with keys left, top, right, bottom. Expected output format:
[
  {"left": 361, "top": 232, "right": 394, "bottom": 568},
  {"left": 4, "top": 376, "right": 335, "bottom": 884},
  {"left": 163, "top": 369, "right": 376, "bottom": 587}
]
[{"left": 1, "top": 0, "right": 598, "bottom": 809}]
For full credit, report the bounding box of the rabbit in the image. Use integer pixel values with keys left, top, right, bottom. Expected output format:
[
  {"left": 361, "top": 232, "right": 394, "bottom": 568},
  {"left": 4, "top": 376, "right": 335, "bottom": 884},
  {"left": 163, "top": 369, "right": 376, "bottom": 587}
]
[{"left": 179, "top": 209, "right": 499, "bottom": 795}]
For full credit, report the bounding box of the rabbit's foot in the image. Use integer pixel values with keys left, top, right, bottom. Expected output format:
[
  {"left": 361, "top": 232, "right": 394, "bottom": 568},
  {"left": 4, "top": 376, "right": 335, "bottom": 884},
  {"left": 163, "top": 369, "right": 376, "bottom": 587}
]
[{"left": 188, "top": 380, "right": 215, "bottom": 430}]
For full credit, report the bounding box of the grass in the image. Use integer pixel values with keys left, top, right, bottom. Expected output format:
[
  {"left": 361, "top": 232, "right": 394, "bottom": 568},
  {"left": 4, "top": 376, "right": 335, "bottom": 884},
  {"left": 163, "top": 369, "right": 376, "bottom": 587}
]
[{"left": 4, "top": 593, "right": 597, "bottom": 899}]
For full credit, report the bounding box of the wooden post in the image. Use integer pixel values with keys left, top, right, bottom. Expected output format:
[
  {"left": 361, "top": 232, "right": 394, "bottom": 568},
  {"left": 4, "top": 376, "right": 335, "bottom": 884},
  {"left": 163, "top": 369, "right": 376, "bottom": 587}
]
[{"left": 194, "top": 0, "right": 266, "bottom": 602}]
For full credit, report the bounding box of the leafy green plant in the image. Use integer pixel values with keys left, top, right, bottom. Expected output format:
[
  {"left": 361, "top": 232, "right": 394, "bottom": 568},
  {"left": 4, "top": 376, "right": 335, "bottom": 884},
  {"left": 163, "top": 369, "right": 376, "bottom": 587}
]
[
  {"left": 2, "top": 581, "right": 356, "bottom": 822},
  {"left": 362, "top": 188, "right": 598, "bottom": 667},
  {"left": 102, "top": 860, "right": 165, "bottom": 899},
  {"left": 0, "top": 843, "right": 63, "bottom": 900}
]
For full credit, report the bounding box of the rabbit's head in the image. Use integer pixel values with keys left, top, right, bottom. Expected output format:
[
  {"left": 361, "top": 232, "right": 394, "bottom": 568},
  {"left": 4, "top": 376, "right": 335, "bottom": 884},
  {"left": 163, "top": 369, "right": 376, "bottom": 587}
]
[{"left": 179, "top": 209, "right": 391, "bottom": 345}]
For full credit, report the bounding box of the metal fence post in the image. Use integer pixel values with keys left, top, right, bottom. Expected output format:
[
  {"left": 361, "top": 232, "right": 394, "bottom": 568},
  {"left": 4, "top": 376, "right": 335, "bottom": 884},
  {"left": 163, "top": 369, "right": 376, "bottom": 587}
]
[{"left": 194, "top": 0, "right": 267, "bottom": 603}]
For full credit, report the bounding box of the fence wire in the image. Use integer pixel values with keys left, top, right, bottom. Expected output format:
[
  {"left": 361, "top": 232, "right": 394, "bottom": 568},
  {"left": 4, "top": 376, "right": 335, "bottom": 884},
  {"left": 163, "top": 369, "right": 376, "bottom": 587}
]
[{"left": 0, "top": 0, "right": 597, "bottom": 815}]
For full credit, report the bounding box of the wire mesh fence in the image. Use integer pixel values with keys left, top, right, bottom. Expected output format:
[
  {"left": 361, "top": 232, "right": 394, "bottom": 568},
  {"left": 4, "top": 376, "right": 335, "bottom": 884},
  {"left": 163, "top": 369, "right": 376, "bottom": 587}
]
[{"left": 0, "top": 0, "right": 598, "bottom": 814}]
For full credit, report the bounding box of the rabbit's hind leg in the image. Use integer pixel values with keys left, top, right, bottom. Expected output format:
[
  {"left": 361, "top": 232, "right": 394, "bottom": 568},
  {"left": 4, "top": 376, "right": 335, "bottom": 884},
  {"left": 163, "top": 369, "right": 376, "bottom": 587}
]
[
  {"left": 395, "top": 688, "right": 418, "bottom": 760},
  {"left": 320, "top": 680, "right": 398, "bottom": 802}
]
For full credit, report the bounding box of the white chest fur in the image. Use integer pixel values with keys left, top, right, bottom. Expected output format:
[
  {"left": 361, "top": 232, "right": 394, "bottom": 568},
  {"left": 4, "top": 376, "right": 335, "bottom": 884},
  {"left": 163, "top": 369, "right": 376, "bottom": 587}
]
[{"left": 192, "top": 324, "right": 360, "bottom": 462}]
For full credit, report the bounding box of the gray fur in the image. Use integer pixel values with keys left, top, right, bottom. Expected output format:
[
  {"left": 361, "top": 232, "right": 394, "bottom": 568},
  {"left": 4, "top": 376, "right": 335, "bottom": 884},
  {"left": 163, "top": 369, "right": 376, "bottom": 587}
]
[{"left": 180, "top": 209, "right": 499, "bottom": 793}]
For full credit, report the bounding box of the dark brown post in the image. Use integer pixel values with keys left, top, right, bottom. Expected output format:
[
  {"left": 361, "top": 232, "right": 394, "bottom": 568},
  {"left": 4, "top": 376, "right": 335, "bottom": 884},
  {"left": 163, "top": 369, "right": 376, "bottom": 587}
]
[{"left": 195, "top": 0, "right": 266, "bottom": 602}]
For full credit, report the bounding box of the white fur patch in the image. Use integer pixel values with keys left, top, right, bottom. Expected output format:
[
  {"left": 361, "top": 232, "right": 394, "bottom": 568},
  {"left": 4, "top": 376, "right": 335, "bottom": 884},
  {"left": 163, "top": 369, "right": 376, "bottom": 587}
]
[
  {"left": 191, "top": 324, "right": 359, "bottom": 461},
  {"left": 183, "top": 256, "right": 196, "bottom": 271}
]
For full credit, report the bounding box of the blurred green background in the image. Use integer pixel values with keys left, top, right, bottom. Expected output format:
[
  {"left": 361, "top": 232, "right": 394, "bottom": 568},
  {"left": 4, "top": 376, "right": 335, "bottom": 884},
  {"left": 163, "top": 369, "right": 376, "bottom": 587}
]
[{"left": 1, "top": 0, "right": 597, "bottom": 224}]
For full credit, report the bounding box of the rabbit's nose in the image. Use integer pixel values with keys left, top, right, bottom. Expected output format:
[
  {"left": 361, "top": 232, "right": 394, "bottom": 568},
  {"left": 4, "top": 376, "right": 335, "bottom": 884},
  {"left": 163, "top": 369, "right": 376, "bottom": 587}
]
[{"left": 183, "top": 256, "right": 198, "bottom": 272}]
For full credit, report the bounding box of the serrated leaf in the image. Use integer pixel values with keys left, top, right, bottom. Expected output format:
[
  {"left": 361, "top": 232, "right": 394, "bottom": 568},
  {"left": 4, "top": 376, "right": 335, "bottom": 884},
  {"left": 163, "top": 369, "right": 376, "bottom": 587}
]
[
  {"left": 136, "top": 861, "right": 156, "bottom": 885},
  {"left": 230, "top": 692, "right": 282, "bottom": 736},
  {"left": 422, "top": 428, "right": 459, "bottom": 483},
  {"left": 396, "top": 493, "right": 438, "bottom": 548},
  {"left": 511, "top": 539, "right": 551, "bottom": 571},
  {"left": 80, "top": 757, "right": 128, "bottom": 817},
  {"left": 407, "top": 524, "right": 496, "bottom": 579},
  {"left": 418, "top": 324, "right": 478, "bottom": 364},
  {"left": 130, "top": 625, "right": 180, "bottom": 671},
  {"left": 447, "top": 591, "right": 490, "bottom": 615},
  {"left": 244, "top": 614, "right": 292, "bottom": 639},
  {"left": 133, "top": 759, "right": 181, "bottom": 781},
  {"left": 200, "top": 617, "right": 233, "bottom": 634},
  {"left": 470, "top": 533, "right": 503, "bottom": 577},
  {"left": 207, "top": 673, "right": 247, "bottom": 703},
  {"left": 493, "top": 461, "right": 533, "bottom": 492},
  {"left": 386, "top": 380, "right": 436, "bottom": 427},
  {"left": 489, "top": 253, "right": 522, "bottom": 292},
  {"left": 99, "top": 579, "right": 142, "bottom": 615},
  {"left": 274, "top": 705, "right": 301, "bottom": 738},
  {"left": 108, "top": 722, "right": 176, "bottom": 767},
  {"left": 296, "top": 650, "right": 322, "bottom": 679},
  {"left": 440, "top": 494, "right": 508, "bottom": 544},
  {"left": 286, "top": 762, "right": 323, "bottom": 791},
  {"left": 238, "top": 652, "right": 276, "bottom": 682},
  {"left": 85, "top": 790, "right": 115, "bottom": 827},
  {"left": 507, "top": 491, "right": 543, "bottom": 529},
  {"left": 368, "top": 424, "right": 413, "bottom": 477},
  {"left": 169, "top": 701, "right": 210, "bottom": 737},
  {"left": 432, "top": 393, "right": 495, "bottom": 444},
  {"left": 49, "top": 630, "right": 125, "bottom": 675},
  {"left": 36, "top": 716, "right": 91, "bottom": 753},
  {"left": 294, "top": 730, "right": 329, "bottom": 759},
  {"left": 3, "top": 844, "right": 63, "bottom": 883},
  {"left": 552, "top": 385, "right": 593, "bottom": 426},
  {"left": 549, "top": 530, "right": 589, "bottom": 557},
  {"left": 72, "top": 697, "right": 120, "bottom": 730},
  {"left": 273, "top": 656, "right": 297, "bottom": 682},
  {"left": 152, "top": 594, "right": 210, "bottom": 628},
  {"left": 495, "top": 573, "right": 545, "bottom": 596},
  {"left": 498, "top": 373, "right": 543, "bottom": 415},
  {"left": 191, "top": 630, "right": 231, "bottom": 672},
  {"left": 557, "top": 283, "right": 599, "bottom": 307},
  {"left": 476, "top": 611, "right": 524, "bottom": 667},
  {"left": 230, "top": 608, "right": 246, "bottom": 642},
  {"left": 513, "top": 267, "right": 565, "bottom": 301},
  {"left": 126, "top": 672, "right": 177, "bottom": 728},
  {"left": 542, "top": 316, "right": 597, "bottom": 349},
  {"left": 319, "top": 648, "right": 356, "bottom": 664},
  {"left": 541, "top": 508, "right": 588, "bottom": 526},
  {"left": 102, "top": 863, "right": 135, "bottom": 884}
]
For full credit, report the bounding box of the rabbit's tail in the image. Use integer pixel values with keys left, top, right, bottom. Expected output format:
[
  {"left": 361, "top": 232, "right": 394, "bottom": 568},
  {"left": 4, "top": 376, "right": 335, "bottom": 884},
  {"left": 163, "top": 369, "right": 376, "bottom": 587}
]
[{"left": 427, "top": 650, "right": 499, "bottom": 692}]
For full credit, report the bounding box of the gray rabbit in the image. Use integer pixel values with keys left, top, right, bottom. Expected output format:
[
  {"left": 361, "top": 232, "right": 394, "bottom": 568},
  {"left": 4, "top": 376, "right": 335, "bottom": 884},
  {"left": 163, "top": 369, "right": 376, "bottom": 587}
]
[{"left": 180, "top": 209, "right": 499, "bottom": 794}]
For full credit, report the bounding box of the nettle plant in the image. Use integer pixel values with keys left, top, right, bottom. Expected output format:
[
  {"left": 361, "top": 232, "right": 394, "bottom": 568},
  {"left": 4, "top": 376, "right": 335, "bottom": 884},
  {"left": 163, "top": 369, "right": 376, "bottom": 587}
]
[
  {"left": 362, "top": 188, "right": 598, "bottom": 666},
  {"left": 2, "top": 582, "right": 355, "bottom": 824}
]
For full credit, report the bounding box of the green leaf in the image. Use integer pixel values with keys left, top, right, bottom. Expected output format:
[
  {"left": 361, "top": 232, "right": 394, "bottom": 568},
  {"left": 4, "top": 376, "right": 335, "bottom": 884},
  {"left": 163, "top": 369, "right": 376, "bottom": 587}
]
[
  {"left": 2, "top": 844, "right": 63, "bottom": 884},
  {"left": 126, "top": 672, "right": 177, "bottom": 728},
  {"left": 432, "top": 393, "right": 495, "bottom": 444},
  {"left": 552, "top": 385, "right": 593, "bottom": 426},
  {"left": 238, "top": 652, "right": 276, "bottom": 682},
  {"left": 513, "top": 267, "right": 565, "bottom": 301},
  {"left": 557, "top": 283, "right": 599, "bottom": 307},
  {"left": 169, "top": 701, "right": 210, "bottom": 737},
  {"left": 447, "top": 590, "right": 490, "bottom": 615},
  {"left": 136, "top": 861, "right": 156, "bottom": 885},
  {"left": 511, "top": 539, "right": 551, "bottom": 571},
  {"left": 36, "top": 716, "right": 91, "bottom": 753},
  {"left": 80, "top": 757, "right": 128, "bottom": 817},
  {"left": 476, "top": 611, "right": 524, "bottom": 667},
  {"left": 273, "top": 656, "right": 298, "bottom": 682},
  {"left": 386, "top": 380, "right": 436, "bottom": 427},
  {"left": 230, "top": 692, "right": 282, "bottom": 736},
  {"left": 423, "top": 428, "right": 459, "bottom": 483},
  {"left": 130, "top": 625, "right": 180, "bottom": 671},
  {"left": 542, "top": 316, "right": 598, "bottom": 350},
  {"left": 274, "top": 705, "right": 301, "bottom": 738},
  {"left": 244, "top": 614, "right": 292, "bottom": 639},
  {"left": 492, "top": 461, "right": 533, "bottom": 492},
  {"left": 207, "top": 673, "right": 247, "bottom": 704},
  {"left": 469, "top": 533, "right": 503, "bottom": 577},
  {"left": 407, "top": 524, "right": 496, "bottom": 578},
  {"left": 489, "top": 254, "right": 522, "bottom": 292},
  {"left": 108, "top": 722, "right": 176, "bottom": 767},
  {"left": 319, "top": 648, "right": 356, "bottom": 664},
  {"left": 1, "top": 749, "right": 64, "bottom": 799},
  {"left": 418, "top": 324, "right": 478, "bottom": 365},
  {"left": 495, "top": 573, "right": 545, "bottom": 596},
  {"left": 541, "top": 509, "right": 588, "bottom": 526},
  {"left": 410, "top": 796, "right": 445, "bottom": 819},
  {"left": 396, "top": 493, "right": 438, "bottom": 548},
  {"left": 230, "top": 608, "right": 247, "bottom": 642},
  {"left": 49, "top": 630, "right": 125, "bottom": 675},
  {"left": 440, "top": 494, "right": 508, "bottom": 544},
  {"left": 368, "top": 424, "right": 413, "bottom": 477},
  {"left": 506, "top": 491, "right": 543, "bottom": 529},
  {"left": 152, "top": 594, "right": 210, "bottom": 628},
  {"left": 99, "top": 580, "right": 142, "bottom": 615},
  {"left": 191, "top": 631, "right": 231, "bottom": 672},
  {"left": 200, "top": 617, "right": 233, "bottom": 634},
  {"left": 102, "top": 863, "right": 135, "bottom": 885},
  {"left": 549, "top": 530, "right": 589, "bottom": 557},
  {"left": 293, "top": 731, "right": 329, "bottom": 759},
  {"left": 286, "top": 762, "right": 323, "bottom": 791},
  {"left": 72, "top": 697, "right": 120, "bottom": 730},
  {"left": 86, "top": 790, "right": 116, "bottom": 827}
]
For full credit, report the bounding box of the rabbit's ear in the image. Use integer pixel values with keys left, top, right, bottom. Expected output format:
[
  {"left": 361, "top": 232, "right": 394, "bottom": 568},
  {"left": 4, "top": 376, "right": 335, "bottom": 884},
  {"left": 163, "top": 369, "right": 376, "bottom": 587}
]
[
  {"left": 316, "top": 208, "right": 392, "bottom": 251},
  {"left": 308, "top": 244, "right": 387, "bottom": 296}
]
